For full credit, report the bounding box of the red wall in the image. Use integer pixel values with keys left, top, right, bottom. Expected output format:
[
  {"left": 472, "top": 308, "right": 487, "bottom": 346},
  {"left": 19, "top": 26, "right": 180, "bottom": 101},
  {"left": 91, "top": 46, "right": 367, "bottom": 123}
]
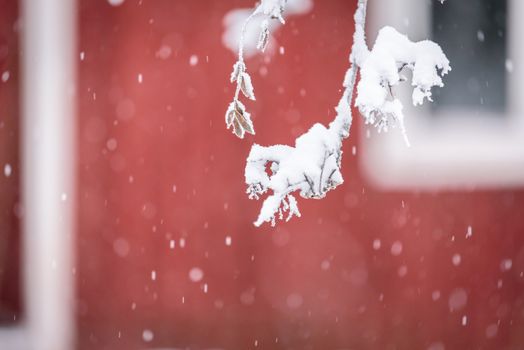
[
  {"left": 0, "top": 0, "right": 21, "bottom": 325},
  {"left": 78, "top": 1, "right": 524, "bottom": 349}
]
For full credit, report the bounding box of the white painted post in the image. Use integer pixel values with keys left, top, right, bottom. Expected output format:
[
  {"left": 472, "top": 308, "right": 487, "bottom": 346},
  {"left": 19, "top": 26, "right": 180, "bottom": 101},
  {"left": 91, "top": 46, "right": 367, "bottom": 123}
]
[{"left": 21, "top": 0, "right": 76, "bottom": 349}]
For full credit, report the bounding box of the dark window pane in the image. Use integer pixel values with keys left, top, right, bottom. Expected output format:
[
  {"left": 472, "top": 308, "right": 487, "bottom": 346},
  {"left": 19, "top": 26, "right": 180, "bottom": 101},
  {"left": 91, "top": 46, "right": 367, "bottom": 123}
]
[{"left": 432, "top": 0, "right": 507, "bottom": 112}]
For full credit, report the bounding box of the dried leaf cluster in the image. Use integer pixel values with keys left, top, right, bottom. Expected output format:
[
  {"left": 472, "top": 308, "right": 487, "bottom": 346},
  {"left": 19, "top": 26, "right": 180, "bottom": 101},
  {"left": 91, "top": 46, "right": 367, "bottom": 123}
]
[{"left": 225, "top": 0, "right": 288, "bottom": 138}]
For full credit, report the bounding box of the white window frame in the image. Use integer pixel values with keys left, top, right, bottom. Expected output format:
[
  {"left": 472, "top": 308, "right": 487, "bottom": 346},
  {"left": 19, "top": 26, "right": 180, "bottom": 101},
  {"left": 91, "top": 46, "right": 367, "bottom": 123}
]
[
  {"left": 361, "top": 0, "right": 524, "bottom": 190},
  {"left": 0, "top": 0, "right": 77, "bottom": 349}
]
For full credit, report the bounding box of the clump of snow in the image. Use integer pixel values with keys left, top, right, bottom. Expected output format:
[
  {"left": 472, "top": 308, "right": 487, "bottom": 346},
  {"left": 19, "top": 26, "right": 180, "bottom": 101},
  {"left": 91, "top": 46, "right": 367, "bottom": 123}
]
[
  {"left": 246, "top": 123, "right": 344, "bottom": 226},
  {"left": 356, "top": 26, "right": 450, "bottom": 146}
]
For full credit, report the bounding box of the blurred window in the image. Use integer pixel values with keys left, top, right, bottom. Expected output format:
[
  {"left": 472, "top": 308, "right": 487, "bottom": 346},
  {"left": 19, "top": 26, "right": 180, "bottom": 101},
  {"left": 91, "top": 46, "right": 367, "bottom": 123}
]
[
  {"left": 432, "top": 0, "right": 507, "bottom": 112},
  {"left": 361, "top": 0, "right": 524, "bottom": 190}
]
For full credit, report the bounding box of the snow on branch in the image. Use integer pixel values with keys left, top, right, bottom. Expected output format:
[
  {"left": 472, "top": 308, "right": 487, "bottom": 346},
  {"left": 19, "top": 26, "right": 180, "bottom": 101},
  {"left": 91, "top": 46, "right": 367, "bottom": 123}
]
[
  {"left": 242, "top": 0, "right": 450, "bottom": 226},
  {"left": 246, "top": 124, "right": 344, "bottom": 226},
  {"left": 244, "top": 0, "right": 368, "bottom": 226},
  {"left": 225, "top": 0, "right": 291, "bottom": 139},
  {"left": 355, "top": 26, "right": 450, "bottom": 146}
]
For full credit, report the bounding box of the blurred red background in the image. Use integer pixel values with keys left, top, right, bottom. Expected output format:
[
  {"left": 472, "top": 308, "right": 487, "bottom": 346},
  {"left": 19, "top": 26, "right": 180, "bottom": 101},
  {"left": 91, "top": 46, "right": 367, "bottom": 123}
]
[
  {"left": 1, "top": 0, "right": 524, "bottom": 349},
  {"left": 76, "top": 1, "right": 524, "bottom": 349}
]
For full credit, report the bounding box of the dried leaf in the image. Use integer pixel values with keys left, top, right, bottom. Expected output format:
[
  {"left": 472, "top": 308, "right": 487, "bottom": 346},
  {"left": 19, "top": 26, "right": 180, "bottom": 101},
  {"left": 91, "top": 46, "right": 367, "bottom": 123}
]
[
  {"left": 225, "top": 101, "right": 255, "bottom": 139},
  {"left": 240, "top": 72, "right": 256, "bottom": 100},
  {"left": 232, "top": 117, "right": 244, "bottom": 138},
  {"left": 237, "top": 110, "right": 254, "bottom": 135},
  {"left": 230, "top": 61, "right": 245, "bottom": 83}
]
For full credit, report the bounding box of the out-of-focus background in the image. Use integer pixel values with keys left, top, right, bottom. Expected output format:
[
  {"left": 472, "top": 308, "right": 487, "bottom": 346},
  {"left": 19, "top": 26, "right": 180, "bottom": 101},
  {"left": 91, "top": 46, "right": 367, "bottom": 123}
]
[{"left": 1, "top": 0, "right": 524, "bottom": 349}]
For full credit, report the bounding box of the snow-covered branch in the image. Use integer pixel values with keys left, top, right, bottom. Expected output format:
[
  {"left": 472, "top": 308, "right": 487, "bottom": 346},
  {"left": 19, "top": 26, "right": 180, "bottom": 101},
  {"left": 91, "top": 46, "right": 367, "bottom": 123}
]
[
  {"left": 225, "top": 0, "right": 290, "bottom": 139},
  {"left": 245, "top": 0, "right": 369, "bottom": 226},
  {"left": 356, "top": 26, "right": 450, "bottom": 146},
  {"left": 242, "top": 0, "right": 450, "bottom": 226},
  {"left": 246, "top": 124, "right": 344, "bottom": 226},
  {"left": 221, "top": 0, "right": 449, "bottom": 226}
]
